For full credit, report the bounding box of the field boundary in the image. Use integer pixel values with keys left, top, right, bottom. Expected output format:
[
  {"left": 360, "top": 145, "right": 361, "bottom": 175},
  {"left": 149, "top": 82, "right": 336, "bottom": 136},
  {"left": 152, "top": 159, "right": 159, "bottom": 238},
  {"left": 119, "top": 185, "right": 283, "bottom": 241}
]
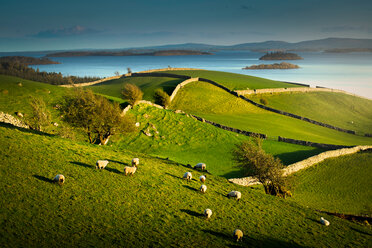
[
  {"left": 59, "top": 75, "right": 121, "bottom": 88},
  {"left": 235, "top": 87, "right": 350, "bottom": 95}
]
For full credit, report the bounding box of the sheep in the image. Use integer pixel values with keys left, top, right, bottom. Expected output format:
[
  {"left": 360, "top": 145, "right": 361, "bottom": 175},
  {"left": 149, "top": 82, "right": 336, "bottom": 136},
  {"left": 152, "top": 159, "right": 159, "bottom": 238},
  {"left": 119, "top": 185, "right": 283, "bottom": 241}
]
[
  {"left": 124, "top": 166, "right": 137, "bottom": 176},
  {"left": 96, "top": 160, "right": 109, "bottom": 169},
  {"left": 320, "top": 217, "right": 330, "bottom": 226},
  {"left": 199, "top": 175, "right": 206, "bottom": 183},
  {"left": 204, "top": 208, "right": 212, "bottom": 219},
  {"left": 132, "top": 158, "right": 139, "bottom": 167},
  {"left": 200, "top": 184, "right": 207, "bottom": 193},
  {"left": 194, "top": 162, "right": 206, "bottom": 171},
  {"left": 53, "top": 174, "right": 65, "bottom": 185},
  {"left": 183, "top": 172, "right": 192, "bottom": 182},
  {"left": 233, "top": 229, "right": 243, "bottom": 242},
  {"left": 227, "top": 191, "right": 241, "bottom": 201}
]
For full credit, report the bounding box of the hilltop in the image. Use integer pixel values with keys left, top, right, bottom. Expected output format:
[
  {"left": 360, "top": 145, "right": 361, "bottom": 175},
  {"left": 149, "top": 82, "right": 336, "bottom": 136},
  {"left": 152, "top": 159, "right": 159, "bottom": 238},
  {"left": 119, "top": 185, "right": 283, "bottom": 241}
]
[
  {"left": 259, "top": 52, "right": 303, "bottom": 60},
  {"left": 45, "top": 50, "right": 213, "bottom": 57}
]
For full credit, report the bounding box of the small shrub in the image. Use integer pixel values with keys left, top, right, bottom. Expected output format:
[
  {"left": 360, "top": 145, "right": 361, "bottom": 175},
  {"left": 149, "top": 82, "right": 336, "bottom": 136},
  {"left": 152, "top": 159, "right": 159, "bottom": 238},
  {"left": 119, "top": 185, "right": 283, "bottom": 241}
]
[
  {"left": 121, "top": 83, "right": 143, "bottom": 106},
  {"left": 154, "top": 89, "right": 170, "bottom": 108},
  {"left": 27, "top": 96, "right": 51, "bottom": 132},
  {"left": 260, "top": 97, "right": 268, "bottom": 105}
]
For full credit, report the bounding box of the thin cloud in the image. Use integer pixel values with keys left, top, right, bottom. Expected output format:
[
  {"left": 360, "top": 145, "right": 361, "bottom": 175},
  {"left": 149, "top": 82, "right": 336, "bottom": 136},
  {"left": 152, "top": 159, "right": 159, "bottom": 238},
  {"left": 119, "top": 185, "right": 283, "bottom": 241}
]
[
  {"left": 321, "top": 25, "right": 372, "bottom": 33},
  {"left": 32, "top": 25, "right": 102, "bottom": 38}
]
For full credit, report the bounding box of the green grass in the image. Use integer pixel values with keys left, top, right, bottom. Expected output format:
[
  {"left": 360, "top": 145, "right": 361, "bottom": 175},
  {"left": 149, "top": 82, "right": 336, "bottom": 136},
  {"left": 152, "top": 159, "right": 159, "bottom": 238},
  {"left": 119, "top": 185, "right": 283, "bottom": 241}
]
[
  {"left": 117, "top": 104, "right": 326, "bottom": 178},
  {"left": 249, "top": 92, "right": 372, "bottom": 135},
  {"left": 88, "top": 76, "right": 183, "bottom": 103},
  {"left": 156, "top": 69, "right": 304, "bottom": 90},
  {"left": 288, "top": 150, "right": 372, "bottom": 216},
  {"left": 0, "top": 124, "right": 371, "bottom": 247},
  {"left": 170, "top": 81, "right": 372, "bottom": 146}
]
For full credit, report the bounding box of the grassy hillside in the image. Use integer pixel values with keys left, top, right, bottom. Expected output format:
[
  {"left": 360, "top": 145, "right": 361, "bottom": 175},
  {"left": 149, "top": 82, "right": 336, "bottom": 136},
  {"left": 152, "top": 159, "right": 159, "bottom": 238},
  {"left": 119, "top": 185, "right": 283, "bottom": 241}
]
[
  {"left": 116, "top": 104, "right": 325, "bottom": 178},
  {"left": 170, "top": 81, "right": 372, "bottom": 146},
  {"left": 154, "top": 69, "right": 304, "bottom": 90},
  {"left": 88, "top": 76, "right": 183, "bottom": 103},
  {"left": 288, "top": 150, "right": 372, "bottom": 216},
  {"left": 249, "top": 92, "right": 372, "bottom": 135},
  {"left": 0, "top": 124, "right": 371, "bottom": 247}
]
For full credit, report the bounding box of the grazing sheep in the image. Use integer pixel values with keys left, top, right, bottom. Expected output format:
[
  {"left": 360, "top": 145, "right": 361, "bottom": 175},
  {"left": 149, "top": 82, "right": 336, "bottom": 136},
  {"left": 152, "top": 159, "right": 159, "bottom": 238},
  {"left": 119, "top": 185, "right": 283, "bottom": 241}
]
[
  {"left": 199, "top": 175, "right": 206, "bottom": 183},
  {"left": 124, "top": 166, "right": 137, "bottom": 176},
  {"left": 233, "top": 229, "right": 243, "bottom": 242},
  {"left": 200, "top": 184, "right": 207, "bottom": 193},
  {"left": 183, "top": 172, "right": 192, "bottom": 182},
  {"left": 320, "top": 217, "right": 330, "bottom": 226},
  {"left": 132, "top": 158, "right": 139, "bottom": 166},
  {"left": 194, "top": 163, "right": 206, "bottom": 171},
  {"left": 204, "top": 208, "right": 212, "bottom": 219},
  {"left": 53, "top": 174, "right": 65, "bottom": 185},
  {"left": 96, "top": 160, "right": 109, "bottom": 169},
  {"left": 227, "top": 191, "right": 241, "bottom": 201}
]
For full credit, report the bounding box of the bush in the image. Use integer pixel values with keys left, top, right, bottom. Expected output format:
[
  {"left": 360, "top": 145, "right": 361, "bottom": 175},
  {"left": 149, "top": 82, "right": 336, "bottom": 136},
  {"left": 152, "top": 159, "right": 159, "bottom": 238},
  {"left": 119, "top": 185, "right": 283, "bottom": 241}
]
[
  {"left": 121, "top": 84, "right": 143, "bottom": 106},
  {"left": 260, "top": 97, "right": 268, "bottom": 105},
  {"left": 27, "top": 96, "right": 51, "bottom": 132},
  {"left": 154, "top": 89, "right": 170, "bottom": 108}
]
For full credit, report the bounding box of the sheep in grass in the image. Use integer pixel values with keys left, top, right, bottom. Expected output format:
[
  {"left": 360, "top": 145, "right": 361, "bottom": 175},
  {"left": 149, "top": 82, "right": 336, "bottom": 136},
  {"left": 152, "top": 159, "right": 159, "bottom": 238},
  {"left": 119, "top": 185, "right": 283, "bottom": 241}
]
[
  {"left": 194, "top": 162, "right": 206, "bottom": 171},
  {"left": 227, "top": 191, "right": 241, "bottom": 201},
  {"left": 124, "top": 166, "right": 137, "bottom": 176},
  {"left": 53, "top": 174, "right": 65, "bottom": 185},
  {"left": 199, "top": 175, "right": 206, "bottom": 183},
  {"left": 96, "top": 160, "right": 109, "bottom": 169},
  {"left": 183, "top": 172, "right": 192, "bottom": 182},
  {"left": 204, "top": 208, "right": 212, "bottom": 219},
  {"left": 200, "top": 184, "right": 207, "bottom": 193},
  {"left": 233, "top": 229, "right": 243, "bottom": 242},
  {"left": 132, "top": 158, "right": 139, "bottom": 167},
  {"left": 320, "top": 217, "right": 330, "bottom": 226}
]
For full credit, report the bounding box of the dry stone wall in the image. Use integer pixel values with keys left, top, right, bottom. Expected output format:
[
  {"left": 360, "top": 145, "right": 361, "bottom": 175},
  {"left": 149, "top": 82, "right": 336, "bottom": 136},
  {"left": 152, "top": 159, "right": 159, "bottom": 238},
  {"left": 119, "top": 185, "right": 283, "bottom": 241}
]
[
  {"left": 0, "top": 112, "right": 29, "bottom": 129},
  {"left": 60, "top": 75, "right": 121, "bottom": 88},
  {"left": 278, "top": 136, "right": 352, "bottom": 149},
  {"left": 235, "top": 87, "right": 348, "bottom": 95}
]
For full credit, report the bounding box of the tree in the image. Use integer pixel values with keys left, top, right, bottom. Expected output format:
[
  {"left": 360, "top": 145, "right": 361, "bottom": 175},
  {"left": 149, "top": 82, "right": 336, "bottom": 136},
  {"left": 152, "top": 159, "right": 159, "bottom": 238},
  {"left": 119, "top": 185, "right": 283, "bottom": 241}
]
[
  {"left": 121, "top": 83, "right": 143, "bottom": 106},
  {"left": 60, "top": 89, "right": 135, "bottom": 145},
  {"left": 27, "top": 96, "right": 51, "bottom": 131},
  {"left": 114, "top": 71, "right": 120, "bottom": 76},
  {"left": 154, "top": 88, "right": 170, "bottom": 108},
  {"left": 233, "top": 136, "right": 291, "bottom": 198}
]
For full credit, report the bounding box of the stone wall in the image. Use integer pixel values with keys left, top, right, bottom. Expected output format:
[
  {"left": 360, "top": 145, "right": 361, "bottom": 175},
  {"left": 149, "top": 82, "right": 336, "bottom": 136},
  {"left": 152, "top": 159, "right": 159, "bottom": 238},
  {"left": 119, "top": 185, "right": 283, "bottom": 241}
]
[
  {"left": 136, "top": 68, "right": 205, "bottom": 73},
  {"left": 169, "top": 78, "right": 200, "bottom": 102},
  {"left": 0, "top": 112, "right": 29, "bottom": 129},
  {"left": 229, "top": 145, "right": 372, "bottom": 186},
  {"left": 235, "top": 87, "right": 349, "bottom": 96},
  {"left": 60, "top": 75, "right": 121, "bottom": 88},
  {"left": 278, "top": 136, "right": 352, "bottom": 149}
]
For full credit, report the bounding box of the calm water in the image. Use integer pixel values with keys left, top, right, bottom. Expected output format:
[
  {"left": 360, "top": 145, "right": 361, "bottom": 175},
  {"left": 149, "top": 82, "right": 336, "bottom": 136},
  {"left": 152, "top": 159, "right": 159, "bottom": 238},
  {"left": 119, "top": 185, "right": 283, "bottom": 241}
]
[{"left": 2, "top": 51, "right": 372, "bottom": 99}]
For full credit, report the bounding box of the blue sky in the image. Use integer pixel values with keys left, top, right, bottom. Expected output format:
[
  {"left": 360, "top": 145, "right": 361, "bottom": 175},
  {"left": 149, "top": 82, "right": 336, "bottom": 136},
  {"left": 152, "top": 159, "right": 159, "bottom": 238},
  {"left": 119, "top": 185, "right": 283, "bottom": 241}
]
[{"left": 1, "top": 0, "right": 371, "bottom": 51}]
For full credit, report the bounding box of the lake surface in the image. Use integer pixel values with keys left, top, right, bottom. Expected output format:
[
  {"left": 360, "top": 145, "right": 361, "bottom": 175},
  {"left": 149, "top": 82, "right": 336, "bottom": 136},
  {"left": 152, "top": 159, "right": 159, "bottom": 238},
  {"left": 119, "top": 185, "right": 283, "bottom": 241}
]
[{"left": 2, "top": 51, "right": 372, "bottom": 99}]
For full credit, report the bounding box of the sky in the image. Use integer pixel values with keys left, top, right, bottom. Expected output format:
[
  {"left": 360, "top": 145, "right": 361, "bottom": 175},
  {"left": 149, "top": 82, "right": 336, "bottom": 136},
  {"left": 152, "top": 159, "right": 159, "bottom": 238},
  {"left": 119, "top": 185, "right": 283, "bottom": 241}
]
[{"left": 1, "top": 0, "right": 372, "bottom": 51}]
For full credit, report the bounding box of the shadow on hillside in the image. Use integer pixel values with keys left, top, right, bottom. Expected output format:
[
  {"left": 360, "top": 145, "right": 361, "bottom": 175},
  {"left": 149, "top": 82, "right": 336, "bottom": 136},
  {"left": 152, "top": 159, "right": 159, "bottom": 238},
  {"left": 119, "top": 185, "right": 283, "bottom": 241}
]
[
  {"left": 0, "top": 122, "right": 54, "bottom": 137},
  {"left": 107, "top": 159, "right": 130, "bottom": 166},
  {"left": 180, "top": 209, "right": 203, "bottom": 218},
  {"left": 220, "top": 169, "right": 247, "bottom": 179},
  {"left": 105, "top": 167, "right": 122, "bottom": 174},
  {"left": 164, "top": 172, "right": 181, "bottom": 179},
  {"left": 182, "top": 185, "right": 198, "bottom": 192},
  {"left": 276, "top": 148, "right": 327, "bottom": 166},
  {"left": 202, "top": 229, "right": 230, "bottom": 239},
  {"left": 71, "top": 161, "right": 94, "bottom": 169},
  {"left": 33, "top": 175, "right": 54, "bottom": 183}
]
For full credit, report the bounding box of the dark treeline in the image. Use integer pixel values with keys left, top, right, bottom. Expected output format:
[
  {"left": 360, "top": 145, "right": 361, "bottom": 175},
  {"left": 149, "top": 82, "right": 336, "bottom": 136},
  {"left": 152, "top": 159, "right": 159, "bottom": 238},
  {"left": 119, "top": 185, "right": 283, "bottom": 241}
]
[
  {"left": 0, "top": 56, "right": 59, "bottom": 65},
  {"left": 259, "top": 51, "right": 303, "bottom": 60},
  {"left": 0, "top": 59, "right": 101, "bottom": 85}
]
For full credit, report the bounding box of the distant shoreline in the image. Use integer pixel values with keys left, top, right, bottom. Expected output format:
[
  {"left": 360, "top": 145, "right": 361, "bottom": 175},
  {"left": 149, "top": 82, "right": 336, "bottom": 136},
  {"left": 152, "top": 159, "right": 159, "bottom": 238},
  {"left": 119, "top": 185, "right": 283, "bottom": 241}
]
[
  {"left": 243, "top": 62, "right": 300, "bottom": 70},
  {"left": 259, "top": 52, "right": 303, "bottom": 60},
  {"left": 46, "top": 50, "right": 213, "bottom": 57}
]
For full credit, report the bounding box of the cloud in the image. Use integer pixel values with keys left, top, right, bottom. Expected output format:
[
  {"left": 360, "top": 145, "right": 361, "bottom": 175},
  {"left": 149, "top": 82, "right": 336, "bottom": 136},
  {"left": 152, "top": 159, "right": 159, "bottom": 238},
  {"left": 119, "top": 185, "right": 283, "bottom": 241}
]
[
  {"left": 321, "top": 25, "right": 372, "bottom": 33},
  {"left": 32, "top": 25, "right": 101, "bottom": 38}
]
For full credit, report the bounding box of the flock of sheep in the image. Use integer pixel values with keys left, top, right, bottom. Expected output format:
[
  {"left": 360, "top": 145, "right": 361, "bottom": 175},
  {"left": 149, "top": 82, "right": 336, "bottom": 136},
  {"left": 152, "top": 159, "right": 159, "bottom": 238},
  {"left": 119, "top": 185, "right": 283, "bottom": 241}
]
[{"left": 52, "top": 158, "right": 330, "bottom": 244}]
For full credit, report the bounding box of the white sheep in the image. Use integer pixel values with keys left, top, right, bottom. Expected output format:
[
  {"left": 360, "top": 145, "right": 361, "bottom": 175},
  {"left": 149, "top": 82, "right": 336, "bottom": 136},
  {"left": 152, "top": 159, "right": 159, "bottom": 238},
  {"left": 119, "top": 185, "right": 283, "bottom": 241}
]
[
  {"left": 53, "top": 174, "right": 65, "bottom": 185},
  {"left": 124, "top": 166, "right": 137, "bottom": 176},
  {"left": 227, "top": 191, "right": 241, "bottom": 201},
  {"left": 96, "top": 160, "right": 109, "bottom": 169},
  {"left": 194, "top": 163, "right": 206, "bottom": 171},
  {"left": 183, "top": 172, "right": 192, "bottom": 182},
  {"left": 199, "top": 175, "right": 206, "bottom": 183},
  {"left": 204, "top": 208, "right": 212, "bottom": 219},
  {"left": 132, "top": 158, "right": 139, "bottom": 166},
  {"left": 200, "top": 184, "right": 207, "bottom": 193},
  {"left": 320, "top": 217, "right": 330, "bottom": 226},
  {"left": 233, "top": 229, "right": 243, "bottom": 242}
]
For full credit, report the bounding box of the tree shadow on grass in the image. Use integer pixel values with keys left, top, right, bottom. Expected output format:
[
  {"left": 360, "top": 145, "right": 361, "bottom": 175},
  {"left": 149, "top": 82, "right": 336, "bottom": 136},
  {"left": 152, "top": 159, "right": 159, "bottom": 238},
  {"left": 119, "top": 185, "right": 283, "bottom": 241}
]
[
  {"left": 33, "top": 175, "right": 54, "bottom": 183},
  {"left": 0, "top": 122, "right": 54, "bottom": 137},
  {"left": 71, "top": 161, "right": 94, "bottom": 169},
  {"left": 180, "top": 209, "right": 203, "bottom": 218}
]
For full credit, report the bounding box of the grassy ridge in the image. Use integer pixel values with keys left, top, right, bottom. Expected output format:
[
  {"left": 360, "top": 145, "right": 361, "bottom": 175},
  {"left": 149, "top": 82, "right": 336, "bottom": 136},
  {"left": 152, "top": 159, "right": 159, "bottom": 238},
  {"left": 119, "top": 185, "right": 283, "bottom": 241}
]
[
  {"left": 117, "top": 104, "right": 325, "bottom": 178},
  {"left": 288, "top": 150, "right": 372, "bottom": 216},
  {"left": 170, "top": 81, "right": 372, "bottom": 145},
  {"left": 249, "top": 92, "right": 372, "bottom": 135},
  {"left": 88, "top": 76, "right": 183, "bottom": 103},
  {"left": 155, "top": 69, "right": 303, "bottom": 90},
  {"left": 0, "top": 125, "right": 370, "bottom": 247}
]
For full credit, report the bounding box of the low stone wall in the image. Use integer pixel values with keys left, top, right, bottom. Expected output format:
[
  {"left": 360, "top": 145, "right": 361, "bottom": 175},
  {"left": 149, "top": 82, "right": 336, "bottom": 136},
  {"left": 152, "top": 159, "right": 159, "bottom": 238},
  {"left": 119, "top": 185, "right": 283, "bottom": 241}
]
[
  {"left": 229, "top": 145, "right": 372, "bottom": 186},
  {"left": 235, "top": 87, "right": 348, "bottom": 95},
  {"left": 169, "top": 78, "right": 199, "bottom": 102},
  {"left": 137, "top": 100, "right": 164, "bottom": 109},
  {"left": 129, "top": 72, "right": 190, "bottom": 80},
  {"left": 59, "top": 75, "right": 121, "bottom": 88},
  {"left": 136, "top": 68, "right": 204, "bottom": 73},
  {"left": 278, "top": 136, "right": 352, "bottom": 149},
  {"left": 0, "top": 112, "right": 29, "bottom": 129}
]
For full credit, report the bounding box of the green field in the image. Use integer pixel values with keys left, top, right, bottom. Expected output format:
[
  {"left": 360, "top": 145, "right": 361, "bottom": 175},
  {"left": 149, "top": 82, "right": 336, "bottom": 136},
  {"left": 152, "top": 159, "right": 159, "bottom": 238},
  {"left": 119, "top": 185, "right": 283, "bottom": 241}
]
[
  {"left": 0, "top": 124, "right": 370, "bottom": 247},
  {"left": 170, "top": 81, "right": 372, "bottom": 146},
  {"left": 249, "top": 92, "right": 372, "bottom": 135},
  {"left": 288, "top": 150, "right": 372, "bottom": 216},
  {"left": 155, "top": 69, "right": 304, "bottom": 90},
  {"left": 88, "top": 76, "right": 183, "bottom": 103}
]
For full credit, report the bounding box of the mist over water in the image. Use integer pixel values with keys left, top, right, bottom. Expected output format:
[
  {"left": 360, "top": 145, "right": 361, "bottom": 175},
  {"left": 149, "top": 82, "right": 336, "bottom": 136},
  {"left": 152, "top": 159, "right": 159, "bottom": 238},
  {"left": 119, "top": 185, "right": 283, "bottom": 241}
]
[{"left": 5, "top": 51, "right": 371, "bottom": 99}]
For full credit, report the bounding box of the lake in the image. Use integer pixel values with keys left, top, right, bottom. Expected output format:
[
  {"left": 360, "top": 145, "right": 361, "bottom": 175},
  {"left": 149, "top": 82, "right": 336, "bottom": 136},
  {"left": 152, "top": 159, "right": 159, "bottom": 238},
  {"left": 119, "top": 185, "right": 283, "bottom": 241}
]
[{"left": 2, "top": 51, "right": 372, "bottom": 99}]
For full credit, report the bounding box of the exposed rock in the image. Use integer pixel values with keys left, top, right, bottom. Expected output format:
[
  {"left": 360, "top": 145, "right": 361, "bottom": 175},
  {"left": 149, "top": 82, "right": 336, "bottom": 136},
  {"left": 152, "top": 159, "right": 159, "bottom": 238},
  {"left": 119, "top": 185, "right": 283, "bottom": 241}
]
[{"left": 0, "top": 112, "right": 29, "bottom": 129}]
